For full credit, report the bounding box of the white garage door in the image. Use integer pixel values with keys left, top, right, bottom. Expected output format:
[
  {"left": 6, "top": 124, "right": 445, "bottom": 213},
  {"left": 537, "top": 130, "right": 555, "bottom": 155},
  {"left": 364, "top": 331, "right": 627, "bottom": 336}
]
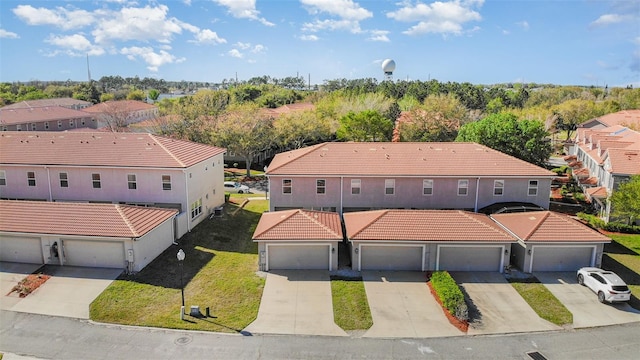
[
  {"left": 268, "top": 244, "right": 330, "bottom": 270},
  {"left": 531, "top": 246, "right": 594, "bottom": 272},
  {"left": 438, "top": 246, "right": 503, "bottom": 272},
  {"left": 0, "top": 236, "right": 42, "bottom": 264},
  {"left": 63, "top": 240, "right": 124, "bottom": 269},
  {"left": 360, "top": 245, "right": 423, "bottom": 271}
]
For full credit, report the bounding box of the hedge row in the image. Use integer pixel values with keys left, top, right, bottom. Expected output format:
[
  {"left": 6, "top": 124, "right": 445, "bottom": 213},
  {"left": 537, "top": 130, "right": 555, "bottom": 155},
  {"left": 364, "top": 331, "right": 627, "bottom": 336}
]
[
  {"left": 577, "top": 213, "right": 640, "bottom": 234},
  {"left": 430, "top": 271, "right": 468, "bottom": 321}
]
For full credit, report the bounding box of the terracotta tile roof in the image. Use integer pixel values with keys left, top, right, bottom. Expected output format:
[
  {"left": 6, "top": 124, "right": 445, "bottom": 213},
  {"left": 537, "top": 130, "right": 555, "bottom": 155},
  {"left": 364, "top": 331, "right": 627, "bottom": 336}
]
[
  {"left": 344, "top": 210, "right": 515, "bottom": 242},
  {"left": 0, "top": 106, "right": 94, "bottom": 125},
  {"left": 0, "top": 131, "right": 226, "bottom": 168},
  {"left": 605, "top": 148, "right": 640, "bottom": 175},
  {"left": 563, "top": 155, "right": 577, "bottom": 161},
  {"left": 267, "top": 142, "right": 555, "bottom": 177},
  {"left": 252, "top": 209, "right": 343, "bottom": 241},
  {"left": 491, "top": 211, "right": 610, "bottom": 243},
  {"left": 82, "top": 100, "right": 157, "bottom": 113},
  {"left": 585, "top": 186, "right": 608, "bottom": 199},
  {"left": 579, "top": 176, "right": 598, "bottom": 185},
  {"left": 589, "top": 110, "right": 640, "bottom": 129},
  {"left": 1, "top": 98, "right": 92, "bottom": 110},
  {"left": 0, "top": 200, "right": 177, "bottom": 238},
  {"left": 573, "top": 168, "right": 589, "bottom": 177}
]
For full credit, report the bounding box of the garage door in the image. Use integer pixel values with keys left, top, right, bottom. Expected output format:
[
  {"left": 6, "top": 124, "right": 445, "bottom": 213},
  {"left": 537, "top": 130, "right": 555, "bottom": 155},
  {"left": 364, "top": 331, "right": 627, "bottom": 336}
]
[
  {"left": 531, "top": 246, "right": 593, "bottom": 272},
  {"left": 360, "top": 245, "right": 423, "bottom": 271},
  {"left": 0, "top": 236, "right": 42, "bottom": 264},
  {"left": 268, "top": 244, "right": 330, "bottom": 270},
  {"left": 438, "top": 246, "right": 503, "bottom": 272},
  {"left": 63, "top": 240, "right": 124, "bottom": 268}
]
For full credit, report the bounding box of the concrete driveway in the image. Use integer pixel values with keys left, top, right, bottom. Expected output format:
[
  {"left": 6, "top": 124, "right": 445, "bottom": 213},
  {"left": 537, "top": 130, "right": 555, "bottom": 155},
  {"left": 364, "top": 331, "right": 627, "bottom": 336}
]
[
  {"left": 450, "top": 272, "right": 560, "bottom": 335},
  {"left": 1, "top": 263, "right": 121, "bottom": 319},
  {"left": 362, "top": 271, "right": 461, "bottom": 338},
  {"left": 243, "top": 270, "right": 347, "bottom": 337},
  {"left": 535, "top": 272, "right": 640, "bottom": 328},
  {"left": 1, "top": 262, "right": 43, "bottom": 311}
]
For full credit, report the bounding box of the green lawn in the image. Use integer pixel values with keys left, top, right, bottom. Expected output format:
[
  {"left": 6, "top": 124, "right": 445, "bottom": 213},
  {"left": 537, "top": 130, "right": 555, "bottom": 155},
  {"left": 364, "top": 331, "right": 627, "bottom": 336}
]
[
  {"left": 90, "top": 200, "right": 268, "bottom": 332},
  {"left": 602, "top": 233, "right": 640, "bottom": 310},
  {"left": 330, "top": 277, "right": 373, "bottom": 331},
  {"left": 508, "top": 278, "right": 573, "bottom": 326}
]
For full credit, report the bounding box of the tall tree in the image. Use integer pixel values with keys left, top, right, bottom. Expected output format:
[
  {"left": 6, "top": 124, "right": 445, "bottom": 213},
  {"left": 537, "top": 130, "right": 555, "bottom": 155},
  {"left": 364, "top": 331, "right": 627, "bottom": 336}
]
[
  {"left": 551, "top": 99, "right": 599, "bottom": 140},
  {"left": 456, "top": 112, "right": 552, "bottom": 167},
  {"left": 400, "top": 93, "right": 470, "bottom": 142},
  {"left": 273, "top": 110, "right": 332, "bottom": 149},
  {"left": 336, "top": 110, "right": 393, "bottom": 142},
  {"left": 609, "top": 175, "right": 640, "bottom": 225}
]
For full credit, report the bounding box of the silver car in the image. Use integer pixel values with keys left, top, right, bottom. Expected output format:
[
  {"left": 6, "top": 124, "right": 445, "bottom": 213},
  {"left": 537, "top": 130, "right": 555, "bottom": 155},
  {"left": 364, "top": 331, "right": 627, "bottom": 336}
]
[
  {"left": 224, "top": 181, "right": 250, "bottom": 194},
  {"left": 577, "top": 267, "right": 631, "bottom": 303}
]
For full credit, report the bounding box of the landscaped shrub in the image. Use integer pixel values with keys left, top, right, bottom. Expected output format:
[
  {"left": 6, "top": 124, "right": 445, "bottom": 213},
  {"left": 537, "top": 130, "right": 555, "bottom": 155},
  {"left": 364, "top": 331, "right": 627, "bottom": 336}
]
[
  {"left": 604, "top": 222, "right": 640, "bottom": 234},
  {"left": 430, "top": 271, "right": 468, "bottom": 321},
  {"left": 577, "top": 212, "right": 606, "bottom": 229}
]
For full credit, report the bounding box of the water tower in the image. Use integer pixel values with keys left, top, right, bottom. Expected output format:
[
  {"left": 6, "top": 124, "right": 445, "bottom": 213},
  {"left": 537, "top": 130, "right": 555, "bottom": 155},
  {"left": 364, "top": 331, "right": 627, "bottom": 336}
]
[{"left": 381, "top": 59, "right": 396, "bottom": 81}]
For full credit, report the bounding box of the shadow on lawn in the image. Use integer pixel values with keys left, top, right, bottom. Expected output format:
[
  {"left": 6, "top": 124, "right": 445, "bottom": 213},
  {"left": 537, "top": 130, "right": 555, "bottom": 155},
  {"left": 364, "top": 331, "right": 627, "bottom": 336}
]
[
  {"left": 604, "top": 241, "right": 638, "bottom": 256},
  {"left": 116, "top": 203, "right": 261, "bottom": 289},
  {"left": 602, "top": 254, "right": 640, "bottom": 310}
]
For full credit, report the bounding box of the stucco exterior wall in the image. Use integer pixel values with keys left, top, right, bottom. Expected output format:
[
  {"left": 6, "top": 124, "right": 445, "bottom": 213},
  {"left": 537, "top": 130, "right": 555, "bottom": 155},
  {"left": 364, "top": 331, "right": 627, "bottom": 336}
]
[{"left": 132, "top": 218, "right": 175, "bottom": 272}]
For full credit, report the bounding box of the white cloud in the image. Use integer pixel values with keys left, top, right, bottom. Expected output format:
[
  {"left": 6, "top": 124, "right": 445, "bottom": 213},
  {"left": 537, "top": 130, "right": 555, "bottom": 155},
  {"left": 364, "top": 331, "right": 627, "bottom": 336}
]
[
  {"left": 251, "top": 44, "right": 266, "bottom": 53},
  {"left": 300, "top": 0, "right": 372, "bottom": 34},
  {"left": 368, "top": 30, "right": 390, "bottom": 42},
  {"left": 120, "top": 46, "right": 186, "bottom": 72},
  {"left": 302, "top": 19, "right": 363, "bottom": 33},
  {"left": 12, "top": 5, "right": 95, "bottom": 30},
  {"left": 228, "top": 49, "right": 243, "bottom": 58},
  {"left": 212, "top": 0, "right": 274, "bottom": 26},
  {"left": 45, "top": 34, "right": 105, "bottom": 56},
  {"left": 0, "top": 29, "right": 19, "bottom": 39},
  {"left": 516, "top": 20, "right": 529, "bottom": 30},
  {"left": 92, "top": 5, "right": 186, "bottom": 44},
  {"left": 190, "top": 29, "right": 227, "bottom": 44},
  {"left": 183, "top": 0, "right": 192, "bottom": 5},
  {"left": 299, "top": 34, "right": 319, "bottom": 41},
  {"left": 387, "top": 0, "right": 484, "bottom": 36},
  {"left": 235, "top": 42, "right": 252, "bottom": 50},
  {"left": 590, "top": 13, "right": 633, "bottom": 27}
]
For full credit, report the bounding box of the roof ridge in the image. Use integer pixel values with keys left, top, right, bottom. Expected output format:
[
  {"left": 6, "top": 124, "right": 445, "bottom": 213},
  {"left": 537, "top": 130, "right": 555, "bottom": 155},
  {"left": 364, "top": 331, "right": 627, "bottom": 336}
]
[
  {"left": 350, "top": 209, "right": 389, "bottom": 239},
  {"left": 115, "top": 204, "right": 139, "bottom": 237},
  {"left": 150, "top": 134, "right": 186, "bottom": 167},
  {"left": 254, "top": 209, "right": 299, "bottom": 239},
  {"left": 267, "top": 143, "right": 322, "bottom": 173},
  {"left": 301, "top": 210, "right": 341, "bottom": 238},
  {"left": 461, "top": 210, "right": 505, "bottom": 235},
  {"left": 523, "top": 211, "right": 550, "bottom": 240}
]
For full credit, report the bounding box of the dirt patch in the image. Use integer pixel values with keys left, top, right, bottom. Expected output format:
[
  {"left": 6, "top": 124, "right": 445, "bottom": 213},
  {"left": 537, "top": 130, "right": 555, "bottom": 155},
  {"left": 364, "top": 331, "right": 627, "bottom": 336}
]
[
  {"left": 8, "top": 273, "right": 51, "bottom": 298},
  {"left": 427, "top": 281, "right": 468, "bottom": 333}
]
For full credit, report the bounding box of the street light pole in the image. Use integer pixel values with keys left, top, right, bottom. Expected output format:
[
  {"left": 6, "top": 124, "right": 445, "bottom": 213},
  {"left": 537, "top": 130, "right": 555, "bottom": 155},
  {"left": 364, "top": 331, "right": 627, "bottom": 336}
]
[{"left": 177, "top": 249, "right": 185, "bottom": 319}]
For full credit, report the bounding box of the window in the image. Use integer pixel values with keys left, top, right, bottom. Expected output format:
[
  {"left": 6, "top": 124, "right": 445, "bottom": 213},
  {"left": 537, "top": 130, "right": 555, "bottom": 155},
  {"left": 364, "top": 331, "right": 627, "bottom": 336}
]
[
  {"left": 69, "top": 119, "right": 75, "bottom": 127},
  {"left": 92, "top": 173, "right": 101, "bottom": 188},
  {"left": 16, "top": 124, "right": 22, "bottom": 131},
  {"left": 57, "top": 120, "right": 62, "bottom": 129},
  {"left": 44, "top": 122, "right": 49, "bottom": 130},
  {"left": 0, "top": 170, "right": 6, "bottom": 186},
  {"left": 190, "top": 198, "right": 202, "bottom": 219},
  {"left": 458, "top": 179, "right": 469, "bottom": 196},
  {"left": 27, "top": 172, "right": 36, "bottom": 186},
  {"left": 31, "top": 123, "right": 36, "bottom": 131},
  {"left": 351, "top": 179, "right": 361, "bottom": 195},
  {"left": 282, "top": 179, "right": 292, "bottom": 194},
  {"left": 127, "top": 174, "right": 137, "bottom": 190},
  {"left": 162, "top": 175, "right": 171, "bottom": 190},
  {"left": 423, "top": 179, "right": 433, "bottom": 196},
  {"left": 528, "top": 180, "right": 538, "bottom": 196},
  {"left": 385, "top": 179, "right": 395, "bottom": 195},
  {"left": 316, "top": 179, "right": 326, "bottom": 194},
  {"left": 493, "top": 180, "right": 504, "bottom": 196},
  {"left": 59, "top": 173, "right": 68, "bottom": 188}
]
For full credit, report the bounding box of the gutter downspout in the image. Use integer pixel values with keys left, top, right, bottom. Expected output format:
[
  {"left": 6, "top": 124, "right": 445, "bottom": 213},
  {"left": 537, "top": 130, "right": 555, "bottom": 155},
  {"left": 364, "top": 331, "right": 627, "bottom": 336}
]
[
  {"left": 45, "top": 167, "right": 52, "bottom": 202},
  {"left": 474, "top": 177, "right": 480, "bottom": 212},
  {"left": 340, "top": 176, "right": 344, "bottom": 215},
  {"left": 184, "top": 169, "right": 190, "bottom": 232}
]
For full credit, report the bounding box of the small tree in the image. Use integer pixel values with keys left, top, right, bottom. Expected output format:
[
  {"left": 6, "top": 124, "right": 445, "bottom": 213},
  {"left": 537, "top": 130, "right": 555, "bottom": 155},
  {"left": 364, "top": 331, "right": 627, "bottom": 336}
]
[
  {"left": 609, "top": 176, "right": 640, "bottom": 225},
  {"left": 337, "top": 110, "right": 393, "bottom": 142}
]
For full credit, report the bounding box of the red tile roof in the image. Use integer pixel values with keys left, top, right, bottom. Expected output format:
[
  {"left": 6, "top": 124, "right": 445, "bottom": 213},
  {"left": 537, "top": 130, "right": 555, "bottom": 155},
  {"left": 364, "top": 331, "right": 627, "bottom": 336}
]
[
  {"left": 590, "top": 110, "right": 640, "bottom": 129},
  {"left": 252, "top": 209, "right": 343, "bottom": 241},
  {"left": 0, "top": 106, "right": 94, "bottom": 125},
  {"left": 0, "top": 131, "right": 226, "bottom": 168},
  {"left": 344, "top": 210, "right": 515, "bottom": 242},
  {"left": 585, "top": 186, "right": 608, "bottom": 199},
  {"left": 267, "top": 142, "right": 555, "bottom": 177},
  {"left": 1, "top": 98, "right": 92, "bottom": 110},
  {"left": 491, "top": 211, "right": 610, "bottom": 243},
  {"left": 82, "top": 100, "right": 157, "bottom": 113},
  {"left": 0, "top": 200, "right": 177, "bottom": 238},
  {"left": 605, "top": 148, "right": 640, "bottom": 174}
]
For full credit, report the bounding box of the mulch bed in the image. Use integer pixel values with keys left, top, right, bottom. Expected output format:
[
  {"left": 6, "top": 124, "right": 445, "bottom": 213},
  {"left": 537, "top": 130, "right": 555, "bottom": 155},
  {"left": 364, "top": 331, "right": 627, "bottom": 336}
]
[
  {"left": 8, "top": 273, "right": 51, "bottom": 298},
  {"left": 427, "top": 281, "right": 469, "bottom": 333}
]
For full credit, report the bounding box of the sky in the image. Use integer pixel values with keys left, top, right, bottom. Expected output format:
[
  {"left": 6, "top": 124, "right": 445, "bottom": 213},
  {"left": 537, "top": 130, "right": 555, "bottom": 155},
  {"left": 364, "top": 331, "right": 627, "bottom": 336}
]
[{"left": 0, "top": 0, "right": 639, "bottom": 87}]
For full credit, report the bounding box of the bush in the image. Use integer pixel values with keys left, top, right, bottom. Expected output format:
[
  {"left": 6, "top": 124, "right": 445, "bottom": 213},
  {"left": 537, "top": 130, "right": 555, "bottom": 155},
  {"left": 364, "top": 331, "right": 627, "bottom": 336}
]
[
  {"left": 577, "top": 212, "right": 606, "bottom": 229},
  {"left": 604, "top": 222, "right": 640, "bottom": 234},
  {"left": 430, "top": 271, "right": 468, "bottom": 321}
]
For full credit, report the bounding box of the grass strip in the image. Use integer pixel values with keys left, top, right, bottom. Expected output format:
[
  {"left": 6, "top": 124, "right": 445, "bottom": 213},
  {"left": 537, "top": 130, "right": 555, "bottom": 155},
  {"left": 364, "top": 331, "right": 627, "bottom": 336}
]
[
  {"left": 330, "top": 277, "right": 373, "bottom": 331},
  {"left": 508, "top": 278, "right": 573, "bottom": 326}
]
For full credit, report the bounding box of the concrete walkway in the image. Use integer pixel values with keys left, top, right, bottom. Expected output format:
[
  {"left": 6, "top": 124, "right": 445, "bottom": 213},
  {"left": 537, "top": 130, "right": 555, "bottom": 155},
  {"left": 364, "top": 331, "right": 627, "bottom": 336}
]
[
  {"left": 536, "top": 272, "right": 640, "bottom": 328},
  {"left": 450, "top": 272, "right": 560, "bottom": 335},
  {"left": 362, "top": 271, "right": 462, "bottom": 338},
  {"left": 1, "top": 263, "right": 121, "bottom": 319},
  {"left": 243, "top": 270, "right": 347, "bottom": 337}
]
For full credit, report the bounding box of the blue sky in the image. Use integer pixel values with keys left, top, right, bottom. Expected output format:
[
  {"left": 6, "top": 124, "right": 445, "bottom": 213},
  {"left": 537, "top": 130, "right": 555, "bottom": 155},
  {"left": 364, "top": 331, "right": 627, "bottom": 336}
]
[{"left": 0, "top": 0, "right": 638, "bottom": 86}]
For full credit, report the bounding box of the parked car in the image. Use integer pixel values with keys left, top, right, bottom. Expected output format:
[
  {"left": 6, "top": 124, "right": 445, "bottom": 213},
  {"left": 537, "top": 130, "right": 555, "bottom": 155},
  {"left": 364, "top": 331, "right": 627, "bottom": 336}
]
[
  {"left": 224, "top": 181, "right": 250, "bottom": 194},
  {"left": 577, "top": 267, "right": 631, "bottom": 303}
]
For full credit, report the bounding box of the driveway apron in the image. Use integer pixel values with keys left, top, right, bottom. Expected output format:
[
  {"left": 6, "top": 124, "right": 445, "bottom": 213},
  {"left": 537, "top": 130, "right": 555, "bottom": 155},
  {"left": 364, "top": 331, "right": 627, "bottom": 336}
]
[
  {"left": 0, "top": 262, "right": 43, "bottom": 311},
  {"left": 5, "top": 265, "right": 121, "bottom": 319},
  {"left": 450, "top": 272, "right": 560, "bottom": 335},
  {"left": 243, "top": 270, "right": 347, "bottom": 337},
  {"left": 362, "top": 271, "right": 461, "bottom": 338},
  {"left": 535, "top": 272, "right": 640, "bottom": 328}
]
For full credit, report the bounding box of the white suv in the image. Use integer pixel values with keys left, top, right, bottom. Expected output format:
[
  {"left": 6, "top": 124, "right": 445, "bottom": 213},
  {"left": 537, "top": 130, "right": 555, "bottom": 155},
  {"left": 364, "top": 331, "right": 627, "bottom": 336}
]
[
  {"left": 224, "top": 181, "right": 250, "bottom": 194},
  {"left": 577, "top": 267, "right": 631, "bottom": 303}
]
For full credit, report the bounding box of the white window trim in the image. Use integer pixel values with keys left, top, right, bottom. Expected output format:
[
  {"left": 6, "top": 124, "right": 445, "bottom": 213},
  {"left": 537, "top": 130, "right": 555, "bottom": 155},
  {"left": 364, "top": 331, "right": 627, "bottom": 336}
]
[
  {"left": 92, "top": 173, "right": 101, "bottom": 189},
  {"left": 162, "top": 175, "right": 172, "bottom": 190},
  {"left": 528, "top": 180, "right": 538, "bottom": 196},
  {"left": 127, "top": 174, "right": 137, "bottom": 190},
  {"left": 493, "top": 179, "right": 504, "bottom": 196},
  {"left": 423, "top": 179, "right": 433, "bottom": 196},
  {"left": 457, "top": 179, "right": 469, "bottom": 196},
  {"left": 59, "top": 172, "right": 68, "bottom": 188},
  {"left": 0, "top": 170, "right": 6, "bottom": 186},
  {"left": 351, "top": 179, "right": 361, "bottom": 195},
  {"left": 27, "top": 171, "right": 36, "bottom": 186},
  {"left": 316, "top": 179, "right": 326, "bottom": 195},
  {"left": 385, "top": 179, "right": 395, "bottom": 195},
  {"left": 190, "top": 198, "right": 203, "bottom": 219},
  {"left": 282, "top": 179, "right": 292, "bottom": 195}
]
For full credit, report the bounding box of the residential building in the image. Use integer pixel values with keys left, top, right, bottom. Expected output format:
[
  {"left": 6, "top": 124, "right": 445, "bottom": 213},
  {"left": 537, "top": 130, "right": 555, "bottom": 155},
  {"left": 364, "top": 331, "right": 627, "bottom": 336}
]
[
  {"left": 265, "top": 142, "right": 555, "bottom": 214},
  {"left": 82, "top": 100, "right": 159, "bottom": 129},
  {"left": 0, "top": 106, "right": 97, "bottom": 131},
  {"left": 1, "top": 98, "right": 92, "bottom": 111},
  {"left": 0, "top": 131, "right": 226, "bottom": 237}
]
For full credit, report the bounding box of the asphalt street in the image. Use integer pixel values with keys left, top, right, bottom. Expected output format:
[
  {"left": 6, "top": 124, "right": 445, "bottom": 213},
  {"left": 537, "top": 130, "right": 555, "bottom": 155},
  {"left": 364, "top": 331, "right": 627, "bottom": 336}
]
[{"left": 2, "top": 310, "right": 640, "bottom": 360}]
